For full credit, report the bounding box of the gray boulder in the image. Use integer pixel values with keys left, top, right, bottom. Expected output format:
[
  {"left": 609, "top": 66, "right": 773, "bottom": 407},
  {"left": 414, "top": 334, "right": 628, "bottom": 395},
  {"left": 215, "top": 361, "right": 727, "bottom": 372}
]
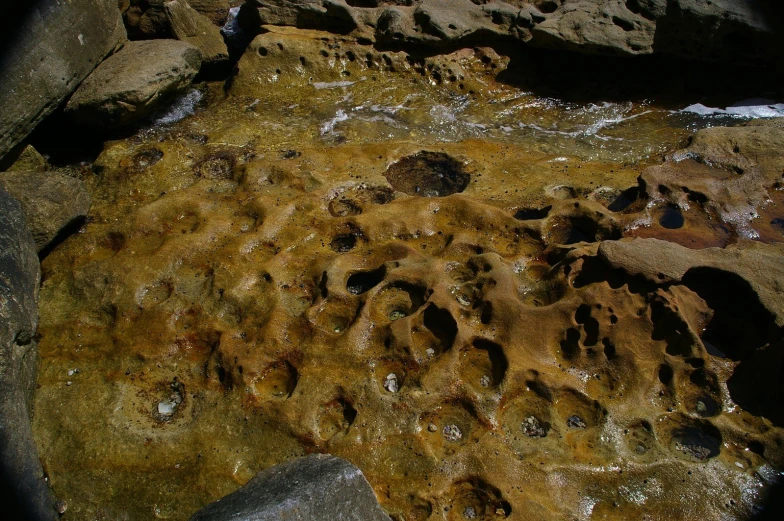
[
  {"left": 189, "top": 454, "right": 390, "bottom": 521},
  {"left": 0, "top": 171, "right": 91, "bottom": 253},
  {"left": 65, "top": 39, "right": 202, "bottom": 128},
  {"left": 0, "top": 0, "right": 126, "bottom": 162},
  {"left": 166, "top": 0, "right": 230, "bottom": 73},
  {"left": 0, "top": 187, "right": 57, "bottom": 521}
]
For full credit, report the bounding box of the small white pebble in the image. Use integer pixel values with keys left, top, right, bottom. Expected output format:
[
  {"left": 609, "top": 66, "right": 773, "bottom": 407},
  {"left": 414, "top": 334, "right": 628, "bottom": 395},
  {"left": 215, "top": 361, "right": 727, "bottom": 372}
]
[
  {"left": 425, "top": 348, "right": 435, "bottom": 357},
  {"left": 735, "top": 462, "right": 744, "bottom": 469},
  {"left": 480, "top": 375, "right": 491, "bottom": 387},
  {"left": 383, "top": 373, "right": 399, "bottom": 393}
]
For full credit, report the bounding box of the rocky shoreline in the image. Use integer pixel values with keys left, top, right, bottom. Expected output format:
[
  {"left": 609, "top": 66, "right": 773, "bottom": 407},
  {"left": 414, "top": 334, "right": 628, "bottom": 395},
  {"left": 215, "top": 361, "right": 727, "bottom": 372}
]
[{"left": 2, "top": 1, "right": 784, "bottom": 520}]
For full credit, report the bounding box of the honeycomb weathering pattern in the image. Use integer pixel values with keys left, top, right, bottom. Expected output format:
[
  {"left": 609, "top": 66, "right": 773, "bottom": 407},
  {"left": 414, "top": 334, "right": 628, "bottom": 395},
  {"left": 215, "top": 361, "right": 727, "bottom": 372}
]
[{"left": 31, "top": 28, "right": 784, "bottom": 521}]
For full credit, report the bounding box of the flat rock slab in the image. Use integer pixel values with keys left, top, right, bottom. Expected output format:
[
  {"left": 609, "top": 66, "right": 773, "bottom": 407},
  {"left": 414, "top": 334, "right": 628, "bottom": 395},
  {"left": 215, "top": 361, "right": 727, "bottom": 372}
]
[
  {"left": 189, "top": 454, "right": 390, "bottom": 521},
  {"left": 0, "top": 171, "right": 91, "bottom": 253},
  {"left": 65, "top": 39, "right": 202, "bottom": 128},
  {"left": 0, "top": 187, "right": 56, "bottom": 520},
  {"left": 0, "top": 0, "right": 126, "bottom": 161}
]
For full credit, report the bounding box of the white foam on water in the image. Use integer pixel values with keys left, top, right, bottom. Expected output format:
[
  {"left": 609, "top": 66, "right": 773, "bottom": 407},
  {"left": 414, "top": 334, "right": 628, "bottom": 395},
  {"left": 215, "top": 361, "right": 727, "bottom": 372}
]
[
  {"left": 221, "top": 7, "right": 242, "bottom": 39},
  {"left": 313, "top": 80, "right": 356, "bottom": 90},
  {"left": 320, "top": 109, "right": 349, "bottom": 135},
  {"left": 680, "top": 99, "right": 784, "bottom": 118},
  {"left": 155, "top": 89, "right": 203, "bottom": 125}
]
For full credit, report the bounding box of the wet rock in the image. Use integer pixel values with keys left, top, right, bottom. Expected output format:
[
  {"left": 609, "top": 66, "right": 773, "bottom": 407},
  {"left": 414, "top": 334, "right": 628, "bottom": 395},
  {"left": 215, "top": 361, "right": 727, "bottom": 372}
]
[
  {"left": 0, "top": 171, "right": 91, "bottom": 253},
  {"left": 0, "top": 0, "right": 126, "bottom": 161},
  {"left": 384, "top": 151, "right": 470, "bottom": 197},
  {"left": 165, "top": 0, "right": 230, "bottom": 75},
  {"left": 65, "top": 40, "right": 202, "bottom": 128},
  {"left": 0, "top": 187, "right": 57, "bottom": 521},
  {"left": 188, "top": 454, "right": 390, "bottom": 521}
]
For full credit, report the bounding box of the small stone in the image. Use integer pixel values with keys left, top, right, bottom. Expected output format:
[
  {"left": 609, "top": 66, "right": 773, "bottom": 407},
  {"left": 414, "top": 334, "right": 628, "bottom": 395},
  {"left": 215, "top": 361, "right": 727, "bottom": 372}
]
[
  {"left": 66, "top": 381, "right": 72, "bottom": 386},
  {"left": 388, "top": 310, "right": 406, "bottom": 321},
  {"left": 636, "top": 443, "right": 647, "bottom": 454},
  {"left": 55, "top": 500, "right": 68, "bottom": 514},
  {"left": 428, "top": 423, "right": 438, "bottom": 432},
  {"left": 383, "top": 373, "right": 399, "bottom": 393},
  {"left": 443, "top": 424, "right": 462, "bottom": 442},
  {"left": 521, "top": 416, "right": 547, "bottom": 438},
  {"left": 158, "top": 399, "right": 177, "bottom": 417},
  {"left": 479, "top": 375, "right": 491, "bottom": 387},
  {"left": 425, "top": 348, "right": 435, "bottom": 357},
  {"left": 463, "top": 506, "right": 477, "bottom": 519},
  {"left": 695, "top": 401, "right": 707, "bottom": 413},
  {"left": 567, "top": 415, "right": 587, "bottom": 429}
]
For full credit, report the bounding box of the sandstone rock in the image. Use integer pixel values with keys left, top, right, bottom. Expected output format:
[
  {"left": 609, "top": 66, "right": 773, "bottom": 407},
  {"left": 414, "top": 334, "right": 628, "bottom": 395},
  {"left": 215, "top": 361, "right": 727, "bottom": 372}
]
[
  {"left": 238, "top": 0, "right": 784, "bottom": 66},
  {"left": 188, "top": 454, "right": 390, "bottom": 521},
  {"left": 165, "top": 0, "right": 230, "bottom": 74},
  {"left": 0, "top": 171, "right": 91, "bottom": 253},
  {"left": 529, "top": 0, "right": 656, "bottom": 55},
  {"left": 124, "top": 0, "right": 171, "bottom": 39},
  {"left": 598, "top": 238, "right": 784, "bottom": 326},
  {"left": 3, "top": 145, "right": 48, "bottom": 173},
  {"left": 0, "top": 187, "right": 56, "bottom": 520},
  {"left": 0, "top": 0, "right": 126, "bottom": 162},
  {"left": 65, "top": 40, "right": 202, "bottom": 128},
  {"left": 188, "top": 0, "right": 232, "bottom": 25}
]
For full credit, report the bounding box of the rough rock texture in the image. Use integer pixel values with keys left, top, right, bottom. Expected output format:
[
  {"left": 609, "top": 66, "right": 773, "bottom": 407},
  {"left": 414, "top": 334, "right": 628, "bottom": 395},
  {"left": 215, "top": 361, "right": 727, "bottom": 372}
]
[
  {"left": 166, "top": 0, "right": 230, "bottom": 73},
  {"left": 598, "top": 238, "right": 784, "bottom": 326},
  {"left": 123, "top": 0, "right": 171, "bottom": 39},
  {"left": 3, "top": 145, "right": 49, "bottom": 173},
  {"left": 189, "top": 455, "right": 390, "bottom": 520},
  {"left": 0, "top": 188, "right": 56, "bottom": 521},
  {"left": 0, "top": 0, "right": 126, "bottom": 162},
  {"left": 238, "top": 0, "right": 784, "bottom": 66},
  {"left": 0, "top": 171, "right": 91, "bottom": 253},
  {"left": 65, "top": 40, "right": 202, "bottom": 128},
  {"left": 124, "top": 0, "right": 230, "bottom": 39},
  {"left": 30, "top": 29, "right": 784, "bottom": 521},
  {"left": 188, "top": 0, "right": 232, "bottom": 25}
]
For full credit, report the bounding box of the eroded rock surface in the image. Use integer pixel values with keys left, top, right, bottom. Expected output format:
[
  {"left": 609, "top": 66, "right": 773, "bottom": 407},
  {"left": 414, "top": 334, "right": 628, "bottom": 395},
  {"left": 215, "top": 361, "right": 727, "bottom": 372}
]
[
  {"left": 237, "top": 0, "right": 784, "bottom": 66},
  {"left": 31, "top": 26, "right": 784, "bottom": 521}
]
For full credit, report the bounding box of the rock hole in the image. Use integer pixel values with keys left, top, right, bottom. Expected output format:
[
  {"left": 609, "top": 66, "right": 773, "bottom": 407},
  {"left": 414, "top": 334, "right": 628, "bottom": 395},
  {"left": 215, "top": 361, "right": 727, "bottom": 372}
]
[
  {"left": 607, "top": 187, "right": 639, "bottom": 212},
  {"left": 658, "top": 363, "right": 673, "bottom": 385},
  {"left": 560, "top": 328, "right": 581, "bottom": 358},
  {"left": 602, "top": 338, "right": 616, "bottom": 359},
  {"left": 659, "top": 205, "right": 684, "bottom": 229},
  {"left": 346, "top": 265, "right": 387, "bottom": 295},
  {"left": 423, "top": 303, "right": 458, "bottom": 353},
  {"left": 612, "top": 16, "right": 635, "bottom": 32},
  {"left": 330, "top": 233, "right": 358, "bottom": 252},
  {"left": 575, "top": 304, "right": 599, "bottom": 346},
  {"left": 514, "top": 205, "right": 551, "bottom": 220},
  {"left": 258, "top": 47, "right": 268, "bottom": 56},
  {"left": 384, "top": 151, "right": 470, "bottom": 197},
  {"left": 682, "top": 268, "right": 776, "bottom": 361}
]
